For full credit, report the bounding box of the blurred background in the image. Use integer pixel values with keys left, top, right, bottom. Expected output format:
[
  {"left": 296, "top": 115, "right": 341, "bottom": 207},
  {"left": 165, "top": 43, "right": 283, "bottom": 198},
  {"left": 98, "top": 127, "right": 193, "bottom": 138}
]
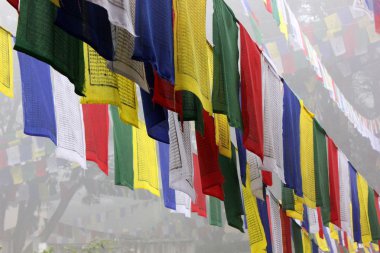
[{"left": 0, "top": 0, "right": 380, "bottom": 252}]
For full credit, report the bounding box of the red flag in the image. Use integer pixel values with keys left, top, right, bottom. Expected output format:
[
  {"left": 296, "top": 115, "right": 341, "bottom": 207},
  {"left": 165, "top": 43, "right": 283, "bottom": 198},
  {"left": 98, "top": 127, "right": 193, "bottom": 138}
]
[
  {"left": 195, "top": 111, "right": 225, "bottom": 201},
  {"left": 82, "top": 104, "right": 109, "bottom": 175},
  {"left": 152, "top": 71, "right": 182, "bottom": 113},
  {"left": 327, "top": 137, "right": 341, "bottom": 228},
  {"left": 280, "top": 208, "right": 292, "bottom": 253},
  {"left": 191, "top": 154, "right": 207, "bottom": 217},
  {"left": 375, "top": 0, "right": 380, "bottom": 33},
  {"left": 239, "top": 24, "right": 264, "bottom": 161}
]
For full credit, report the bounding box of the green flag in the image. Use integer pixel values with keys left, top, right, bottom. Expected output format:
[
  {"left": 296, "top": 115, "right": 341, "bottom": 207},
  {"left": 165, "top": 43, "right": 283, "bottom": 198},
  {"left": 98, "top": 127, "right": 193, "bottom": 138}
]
[
  {"left": 111, "top": 106, "right": 134, "bottom": 189},
  {"left": 209, "top": 196, "right": 223, "bottom": 227},
  {"left": 212, "top": 0, "right": 242, "bottom": 129},
  {"left": 368, "top": 187, "right": 380, "bottom": 240},
  {"left": 313, "top": 120, "right": 330, "bottom": 226},
  {"left": 219, "top": 146, "right": 244, "bottom": 232},
  {"left": 14, "top": 0, "right": 85, "bottom": 95}
]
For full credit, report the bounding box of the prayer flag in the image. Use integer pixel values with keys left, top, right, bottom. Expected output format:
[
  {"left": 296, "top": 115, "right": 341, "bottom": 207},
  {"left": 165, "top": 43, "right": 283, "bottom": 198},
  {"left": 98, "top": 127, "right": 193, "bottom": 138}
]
[
  {"left": 158, "top": 142, "right": 176, "bottom": 210},
  {"left": 0, "top": 27, "right": 13, "bottom": 97}
]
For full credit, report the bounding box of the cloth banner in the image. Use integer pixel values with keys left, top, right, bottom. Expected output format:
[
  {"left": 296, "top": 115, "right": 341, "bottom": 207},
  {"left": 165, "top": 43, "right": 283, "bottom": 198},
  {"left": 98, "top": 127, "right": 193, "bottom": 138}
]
[
  {"left": 209, "top": 196, "right": 223, "bottom": 227},
  {"left": 14, "top": 0, "right": 84, "bottom": 95},
  {"left": 268, "top": 193, "right": 283, "bottom": 253},
  {"left": 82, "top": 104, "right": 109, "bottom": 175},
  {"left": 212, "top": 0, "right": 242, "bottom": 128},
  {"left": 173, "top": 0, "right": 213, "bottom": 114},
  {"left": 239, "top": 24, "right": 264, "bottom": 160},
  {"left": 107, "top": 25, "right": 149, "bottom": 92},
  {"left": 133, "top": 0, "right": 175, "bottom": 83},
  {"left": 168, "top": 111, "right": 195, "bottom": 200},
  {"left": 0, "top": 27, "right": 13, "bottom": 97},
  {"left": 111, "top": 106, "right": 134, "bottom": 190},
  {"left": 262, "top": 57, "right": 284, "bottom": 183},
  {"left": 328, "top": 137, "right": 341, "bottom": 228},
  {"left": 282, "top": 82, "right": 302, "bottom": 196},
  {"left": 219, "top": 147, "right": 244, "bottom": 232},
  {"left": 18, "top": 52, "right": 56, "bottom": 144},
  {"left": 214, "top": 114, "right": 232, "bottom": 158},
  {"left": 132, "top": 122, "right": 160, "bottom": 196},
  {"left": 300, "top": 100, "right": 316, "bottom": 208},
  {"left": 357, "top": 174, "right": 372, "bottom": 244},
  {"left": 158, "top": 142, "right": 176, "bottom": 210},
  {"left": 349, "top": 163, "right": 361, "bottom": 243},
  {"left": 191, "top": 154, "right": 207, "bottom": 217},
  {"left": 52, "top": 69, "right": 86, "bottom": 169},
  {"left": 140, "top": 64, "right": 169, "bottom": 143},
  {"left": 86, "top": 0, "right": 135, "bottom": 35},
  {"left": 313, "top": 120, "right": 330, "bottom": 226},
  {"left": 247, "top": 151, "right": 264, "bottom": 200},
  {"left": 195, "top": 111, "right": 224, "bottom": 200},
  {"left": 82, "top": 45, "right": 138, "bottom": 128},
  {"left": 338, "top": 150, "right": 351, "bottom": 235},
  {"left": 56, "top": 0, "right": 114, "bottom": 60}
]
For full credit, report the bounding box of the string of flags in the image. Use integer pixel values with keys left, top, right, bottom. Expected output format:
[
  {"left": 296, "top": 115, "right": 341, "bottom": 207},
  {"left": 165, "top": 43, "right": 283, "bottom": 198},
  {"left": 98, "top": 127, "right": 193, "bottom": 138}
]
[
  {"left": 0, "top": 0, "right": 380, "bottom": 252},
  {"left": 257, "top": 0, "right": 380, "bottom": 152}
]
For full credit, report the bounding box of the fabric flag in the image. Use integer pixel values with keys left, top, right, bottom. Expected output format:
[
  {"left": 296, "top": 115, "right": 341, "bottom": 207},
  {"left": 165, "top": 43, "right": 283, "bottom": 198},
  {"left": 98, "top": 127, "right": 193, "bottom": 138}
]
[
  {"left": 299, "top": 101, "right": 316, "bottom": 208},
  {"left": 158, "top": 142, "right": 176, "bottom": 210},
  {"left": 209, "top": 196, "right": 223, "bottom": 227},
  {"left": 107, "top": 25, "right": 149, "bottom": 93},
  {"left": 18, "top": 52, "right": 56, "bottom": 144},
  {"left": 307, "top": 207, "right": 319, "bottom": 234},
  {"left": 291, "top": 219, "right": 303, "bottom": 253},
  {"left": 14, "top": 0, "right": 85, "bottom": 95},
  {"left": 239, "top": 24, "right": 264, "bottom": 160},
  {"left": 285, "top": 1, "right": 304, "bottom": 51},
  {"left": 268, "top": 193, "right": 283, "bottom": 253},
  {"left": 313, "top": 119, "right": 330, "bottom": 226},
  {"left": 283, "top": 187, "right": 304, "bottom": 221},
  {"left": 215, "top": 114, "right": 232, "bottom": 158},
  {"left": 219, "top": 146, "right": 244, "bottom": 232},
  {"left": 349, "top": 163, "right": 361, "bottom": 243},
  {"left": 55, "top": 0, "right": 114, "bottom": 60},
  {"left": 82, "top": 45, "right": 138, "bottom": 128},
  {"left": 280, "top": 208, "right": 292, "bottom": 253},
  {"left": 368, "top": 187, "right": 380, "bottom": 240},
  {"left": 374, "top": 0, "right": 380, "bottom": 34},
  {"left": 0, "top": 28, "right": 13, "bottom": 97},
  {"left": 82, "top": 104, "right": 109, "bottom": 175},
  {"left": 195, "top": 111, "right": 224, "bottom": 200},
  {"left": 140, "top": 64, "right": 169, "bottom": 144},
  {"left": 242, "top": 169, "right": 267, "bottom": 252},
  {"left": 174, "top": 190, "right": 191, "bottom": 218},
  {"left": 212, "top": 0, "right": 242, "bottom": 128},
  {"left": 168, "top": 111, "right": 195, "bottom": 201},
  {"left": 302, "top": 229, "right": 312, "bottom": 253},
  {"left": 302, "top": 205, "right": 310, "bottom": 232},
  {"left": 236, "top": 128, "right": 247, "bottom": 187},
  {"left": 52, "top": 69, "right": 86, "bottom": 169},
  {"left": 262, "top": 57, "right": 284, "bottom": 183},
  {"left": 132, "top": 122, "right": 160, "bottom": 196},
  {"left": 152, "top": 73, "right": 181, "bottom": 112},
  {"left": 86, "top": 0, "right": 135, "bottom": 35},
  {"left": 357, "top": 174, "right": 372, "bottom": 244},
  {"left": 257, "top": 198, "right": 273, "bottom": 253},
  {"left": 133, "top": 0, "right": 174, "bottom": 83},
  {"left": 282, "top": 82, "right": 302, "bottom": 195},
  {"left": 247, "top": 151, "right": 264, "bottom": 200},
  {"left": 338, "top": 150, "right": 351, "bottom": 235},
  {"left": 328, "top": 137, "right": 341, "bottom": 228},
  {"left": 111, "top": 106, "right": 134, "bottom": 190},
  {"left": 7, "top": 0, "right": 18, "bottom": 10},
  {"left": 206, "top": 0, "right": 214, "bottom": 46},
  {"left": 191, "top": 154, "right": 207, "bottom": 217},
  {"left": 173, "top": 0, "right": 213, "bottom": 114}
]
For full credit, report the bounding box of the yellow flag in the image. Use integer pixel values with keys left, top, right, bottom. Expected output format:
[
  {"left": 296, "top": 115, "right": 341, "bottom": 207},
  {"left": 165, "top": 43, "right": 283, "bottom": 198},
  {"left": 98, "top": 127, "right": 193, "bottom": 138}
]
[
  {"left": 133, "top": 122, "right": 160, "bottom": 197},
  {"left": 302, "top": 230, "right": 312, "bottom": 253},
  {"left": 329, "top": 223, "right": 339, "bottom": 240},
  {"left": 0, "top": 27, "right": 13, "bottom": 98},
  {"left": 243, "top": 166, "right": 267, "bottom": 252},
  {"left": 11, "top": 166, "right": 23, "bottom": 185},
  {"left": 173, "top": 0, "right": 213, "bottom": 113},
  {"left": 357, "top": 174, "right": 372, "bottom": 244},
  {"left": 82, "top": 45, "right": 138, "bottom": 127},
  {"left": 50, "top": 0, "right": 60, "bottom": 7},
  {"left": 300, "top": 100, "right": 316, "bottom": 208},
  {"left": 315, "top": 231, "right": 329, "bottom": 252},
  {"left": 215, "top": 114, "right": 231, "bottom": 158},
  {"left": 286, "top": 194, "right": 304, "bottom": 221}
]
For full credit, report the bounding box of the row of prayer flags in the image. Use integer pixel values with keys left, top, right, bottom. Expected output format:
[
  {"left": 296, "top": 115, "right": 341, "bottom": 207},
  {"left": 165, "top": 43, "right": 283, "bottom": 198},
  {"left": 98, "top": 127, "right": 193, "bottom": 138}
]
[{"left": 1, "top": 0, "right": 380, "bottom": 252}]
